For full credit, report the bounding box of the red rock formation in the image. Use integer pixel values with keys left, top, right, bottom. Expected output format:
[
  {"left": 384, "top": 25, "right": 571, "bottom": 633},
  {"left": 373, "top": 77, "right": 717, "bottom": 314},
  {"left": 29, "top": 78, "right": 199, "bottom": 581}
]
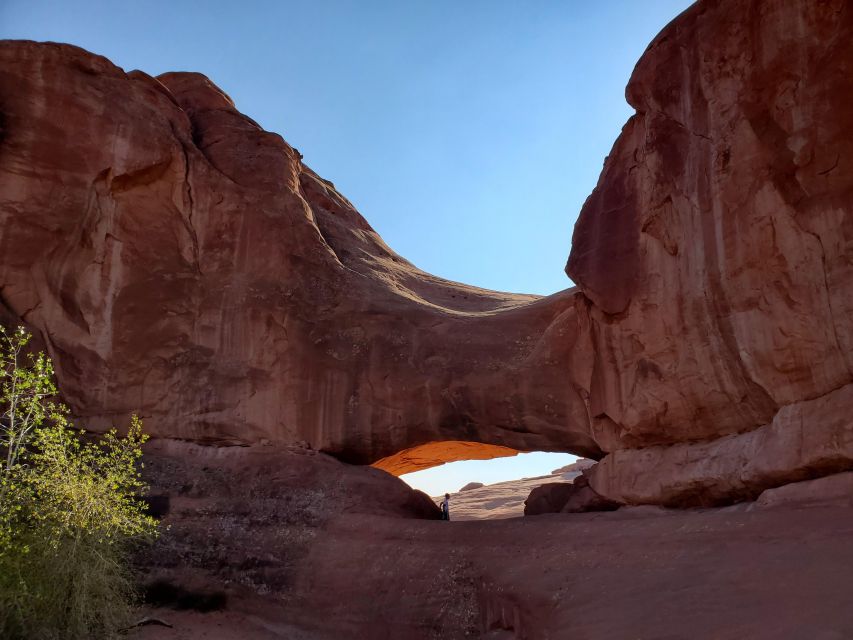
[
  {"left": 373, "top": 441, "right": 519, "bottom": 475},
  {"left": 2, "top": 0, "right": 853, "bottom": 506},
  {"left": 0, "top": 41, "right": 602, "bottom": 472},
  {"left": 523, "top": 474, "right": 618, "bottom": 516},
  {"left": 755, "top": 471, "right": 853, "bottom": 509},
  {"left": 590, "top": 384, "right": 853, "bottom": 506},
  {"left": 550, "top": 458, "right": 595, "bottom": 475},
  {"left": 573, "top": 0, "right": 853, "bottom": 505},
  {"left": 523, "top": 482, "right": 575, "bottom": 516},
  {"left": 570, "top": 0, "right": 853, "bottom": 450}
]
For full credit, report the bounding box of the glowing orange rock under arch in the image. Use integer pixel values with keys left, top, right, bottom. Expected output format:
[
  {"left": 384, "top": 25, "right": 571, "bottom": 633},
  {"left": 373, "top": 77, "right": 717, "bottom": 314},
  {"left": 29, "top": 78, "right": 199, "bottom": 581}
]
[{"left": 371, "top": 441, "right": 520, "bottom": 476}]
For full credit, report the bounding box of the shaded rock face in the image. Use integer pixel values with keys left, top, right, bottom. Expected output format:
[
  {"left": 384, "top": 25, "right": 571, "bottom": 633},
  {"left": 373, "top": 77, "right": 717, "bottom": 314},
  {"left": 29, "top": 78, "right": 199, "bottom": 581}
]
[
  {"left": 523, "top": 483, "right": 575, "bottom": 516},
  {"left": 572, "top": 0, "right": 853, "bottom": 505},
  {"left": 2, "top": 0, "right": 853, "bottom": 505},
  {"left": 568, "top": 0, "right": 853, "bottom": 452},
  {"left": 523, "top": 473, "right": 619, "bottom": 516}
]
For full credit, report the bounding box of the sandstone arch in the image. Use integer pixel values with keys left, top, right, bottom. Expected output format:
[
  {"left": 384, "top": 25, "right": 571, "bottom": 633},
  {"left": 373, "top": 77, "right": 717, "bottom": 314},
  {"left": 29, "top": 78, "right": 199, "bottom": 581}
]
[
  {"left": 371, "top": 441, "right": 521, "bottom": 477},
  {"left": 2, "top": 0, "right": 853, "bottom": 507},
  {"left": 0, "top": 42, "right": 603, "bottom": 469}
]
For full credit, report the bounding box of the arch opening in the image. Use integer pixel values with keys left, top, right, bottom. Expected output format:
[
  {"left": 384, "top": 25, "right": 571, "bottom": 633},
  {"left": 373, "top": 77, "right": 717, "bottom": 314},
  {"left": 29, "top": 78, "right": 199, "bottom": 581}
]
[{"left": 379, "top": 441, "right": 583, "bottom": 520}]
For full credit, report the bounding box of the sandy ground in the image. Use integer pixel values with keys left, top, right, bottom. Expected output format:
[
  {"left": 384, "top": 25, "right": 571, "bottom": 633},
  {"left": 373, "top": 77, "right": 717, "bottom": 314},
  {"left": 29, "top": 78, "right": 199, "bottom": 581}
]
[{"left": 131, "top": 502, "right": 853, "bottom": 639}]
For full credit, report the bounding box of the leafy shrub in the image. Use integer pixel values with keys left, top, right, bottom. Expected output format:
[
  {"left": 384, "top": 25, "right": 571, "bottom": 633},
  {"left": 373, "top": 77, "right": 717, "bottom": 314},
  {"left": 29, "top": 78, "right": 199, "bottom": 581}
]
[{"left": 0, "top": 327, "right": 158, "bottom": 639}]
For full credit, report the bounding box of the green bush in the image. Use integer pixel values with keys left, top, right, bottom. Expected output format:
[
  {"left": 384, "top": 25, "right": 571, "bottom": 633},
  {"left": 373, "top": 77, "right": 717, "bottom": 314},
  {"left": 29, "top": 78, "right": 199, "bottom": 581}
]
[{"left": 0, "top": 326, "right": 158, "bottom": 639}]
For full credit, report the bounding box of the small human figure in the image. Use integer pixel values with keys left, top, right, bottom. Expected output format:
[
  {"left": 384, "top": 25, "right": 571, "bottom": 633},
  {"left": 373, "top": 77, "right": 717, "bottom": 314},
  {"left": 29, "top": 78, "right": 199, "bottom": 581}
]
[{"left": 439, "top": 493, "right": 450, "bottom": 521}]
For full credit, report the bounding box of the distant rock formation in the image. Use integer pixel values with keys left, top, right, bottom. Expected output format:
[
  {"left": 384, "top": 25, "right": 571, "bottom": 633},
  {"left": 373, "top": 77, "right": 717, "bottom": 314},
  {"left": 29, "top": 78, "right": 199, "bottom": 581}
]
[
  {"left": 551, "top": 458, "right": 596, "bottom": 475},
  {"left": 435, "top": 473, "right": 573, "bottom": 521},
  {"left": 459, "top": 482, "right": 484, "bottom": 492},
  {"left": 1, "top": 0, "right": 852, "bottom": 507}
]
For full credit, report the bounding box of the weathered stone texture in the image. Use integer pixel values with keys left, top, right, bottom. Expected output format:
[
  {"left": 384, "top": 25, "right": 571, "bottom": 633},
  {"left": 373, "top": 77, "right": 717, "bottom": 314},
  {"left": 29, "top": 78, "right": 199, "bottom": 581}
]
[{"left": 2, "top": 0, "right": 853, "bottom": 504}]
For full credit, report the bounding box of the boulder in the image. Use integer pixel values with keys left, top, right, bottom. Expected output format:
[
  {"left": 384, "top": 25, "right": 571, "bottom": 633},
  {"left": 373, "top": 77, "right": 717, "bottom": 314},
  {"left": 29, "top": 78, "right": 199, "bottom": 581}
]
[
  {"left": 561, "top": 475, "right": 620, "bottom": 514},
  {"left": 523, "top": 483, "right": 575, "bottom": 516},
  {"left": 756, "top": 472, "right": 853, "bottom": 510},
  {"left": 588, "top": 384, "right": 853, "bottom": 507}
]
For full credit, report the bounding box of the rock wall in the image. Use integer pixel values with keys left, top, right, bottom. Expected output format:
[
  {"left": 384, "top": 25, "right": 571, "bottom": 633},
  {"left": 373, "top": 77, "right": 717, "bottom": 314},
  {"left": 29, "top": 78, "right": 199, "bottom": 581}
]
[
  {"left": 1, "top": 0, "right": 852, "bottom": 504},
  {"left": 572, "top": 0, "right": 853, "bottom": 506},
  {"left": 0, "top": 41, "right": 601, "bottom": 472}
]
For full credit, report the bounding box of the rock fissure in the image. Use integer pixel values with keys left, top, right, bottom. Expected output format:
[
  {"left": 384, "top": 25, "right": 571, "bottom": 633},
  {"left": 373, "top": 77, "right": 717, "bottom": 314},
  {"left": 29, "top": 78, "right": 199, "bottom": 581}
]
[{"left": 174, "top": 134, "right": 202, "bottom": 277}]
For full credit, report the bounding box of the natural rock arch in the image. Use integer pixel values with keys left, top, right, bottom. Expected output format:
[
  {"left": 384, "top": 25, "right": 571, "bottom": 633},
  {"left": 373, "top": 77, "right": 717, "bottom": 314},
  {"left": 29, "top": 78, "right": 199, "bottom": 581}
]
[{"left": 2, "top": 0, "right": 853, "bottom": 507}]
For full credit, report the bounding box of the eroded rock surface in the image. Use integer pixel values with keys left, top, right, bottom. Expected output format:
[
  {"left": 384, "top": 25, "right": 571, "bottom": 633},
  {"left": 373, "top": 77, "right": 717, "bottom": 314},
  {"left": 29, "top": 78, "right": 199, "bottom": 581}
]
[
  {"left": 0, "top": 41, "right": 601, "bottom": 471},
  {"left": 573, "top": 0, "right": 853, "bottom": 505},
  {"left": 132, "top": 495, "right": 853, "bottom": 639},
  {"left": 2, "top": 0, "right": 853, "bottom": 505}
]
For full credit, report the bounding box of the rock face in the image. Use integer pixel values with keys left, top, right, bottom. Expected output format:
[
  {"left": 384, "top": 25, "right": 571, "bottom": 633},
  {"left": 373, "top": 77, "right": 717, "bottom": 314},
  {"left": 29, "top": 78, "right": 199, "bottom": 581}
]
[
  {"left": 755, "top": 471, "right": 853, "bottom": 510},
  {"left": 572, "top": 0, "right": 853, "bottom": 505},
  {"left": 523, "top": 473, "right": 619, "bottom": 516},
  {"left": 133, "top": 491, "right": 853, "bottom": 639},
  {"left": 445, "top": 471, "right": 587, "bottom": 521},
  {"left": 2, "top": 0, "right": 853, "bottom": 505},
  {"left": 0, "top": 41, "right": 602, "bottom": 472},
  {"left": 590, "top": 384, "right": 853, "bottom": 506},
  {"left": 523, "top": 483, "right": 575, "bottom": 516}
]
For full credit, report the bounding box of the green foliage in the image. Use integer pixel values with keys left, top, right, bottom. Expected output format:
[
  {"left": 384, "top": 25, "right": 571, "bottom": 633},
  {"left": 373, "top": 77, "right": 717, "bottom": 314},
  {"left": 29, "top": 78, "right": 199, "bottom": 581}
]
[{"left": 0, "top": 326, "right": 158, "bottom": 639}]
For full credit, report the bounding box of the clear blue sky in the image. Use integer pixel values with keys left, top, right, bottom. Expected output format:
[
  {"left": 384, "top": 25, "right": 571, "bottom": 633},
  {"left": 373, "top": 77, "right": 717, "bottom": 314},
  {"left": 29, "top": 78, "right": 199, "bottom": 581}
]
[{"left": 1, "top": 0, "right": 693, "bottom": 491}]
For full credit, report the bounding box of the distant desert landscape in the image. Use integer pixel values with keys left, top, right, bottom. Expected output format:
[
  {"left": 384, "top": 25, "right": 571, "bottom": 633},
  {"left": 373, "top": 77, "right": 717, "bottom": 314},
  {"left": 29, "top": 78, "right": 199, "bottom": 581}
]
[{"left": 434, "top": 459, "right": 595, "bottom": 520}]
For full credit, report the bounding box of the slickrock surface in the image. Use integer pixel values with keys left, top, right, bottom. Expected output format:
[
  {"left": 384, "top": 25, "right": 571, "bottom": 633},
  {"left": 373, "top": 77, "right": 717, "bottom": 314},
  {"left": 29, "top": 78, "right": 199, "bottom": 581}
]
[
  {"left": 550, "top": 458, "right": 595, "bottom": 475},
  {"left": 3, "top": 2, "right": 853, "bottom": 636},
  {"left": 131, "top": 478, "right": 853, "bottom": 640},
  {"left": 2, "top": 0, "right": 853, "bottom": 507},
  {"left": 127, "top": 444, "right": 853, "bottom": 639}
]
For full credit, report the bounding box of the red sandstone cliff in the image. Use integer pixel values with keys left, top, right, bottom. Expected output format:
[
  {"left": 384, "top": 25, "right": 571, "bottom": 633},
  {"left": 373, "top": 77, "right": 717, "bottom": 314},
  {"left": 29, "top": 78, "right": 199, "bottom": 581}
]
[
  {"left": 571, "top": 0, "right": 853, "bottom": 505},
  {"left": 0, "top": 41, "right": 601, "bottom": 470},
  {"left": 1, "top": 0, "right": 852, "bottom": 507}
]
